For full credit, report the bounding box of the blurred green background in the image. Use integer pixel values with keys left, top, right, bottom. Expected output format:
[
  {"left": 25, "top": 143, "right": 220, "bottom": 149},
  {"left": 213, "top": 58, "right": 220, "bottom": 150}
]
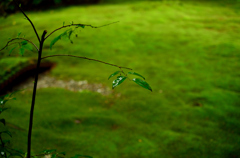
[{"left": 0, "top": 0, "right": 240, "bottom": 157}]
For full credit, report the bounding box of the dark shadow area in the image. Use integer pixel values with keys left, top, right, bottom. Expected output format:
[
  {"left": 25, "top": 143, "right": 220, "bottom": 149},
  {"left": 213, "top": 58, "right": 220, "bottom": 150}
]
[{"left": 0, "top": 62, "right": 55, "bottom": 96}]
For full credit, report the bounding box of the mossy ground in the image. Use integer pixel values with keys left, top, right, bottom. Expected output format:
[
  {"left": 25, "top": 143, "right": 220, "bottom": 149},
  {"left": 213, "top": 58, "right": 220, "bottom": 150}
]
[{"left": 0, "top": 0, "right": 240, "bottom": 157}]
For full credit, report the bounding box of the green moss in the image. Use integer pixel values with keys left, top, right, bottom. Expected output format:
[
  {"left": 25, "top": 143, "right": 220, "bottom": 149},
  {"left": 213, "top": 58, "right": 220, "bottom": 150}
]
[{"left": 0, "top": 0, "right": 240, "bottom": 157}]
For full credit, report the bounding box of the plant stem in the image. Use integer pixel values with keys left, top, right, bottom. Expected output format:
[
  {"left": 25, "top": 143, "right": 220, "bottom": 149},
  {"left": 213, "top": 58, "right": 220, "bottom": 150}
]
[
  {"left": 41, "top": 54, "right": 132, "bottom": 70},
  {"left": 27, "top": 30, "right": 47, "bottom": 158},
  {"left": 44, "top": 21, "right": 119, "bottom": 40},
  {"left": 13, "top": 0, "right": 40, "bottom": 43}
]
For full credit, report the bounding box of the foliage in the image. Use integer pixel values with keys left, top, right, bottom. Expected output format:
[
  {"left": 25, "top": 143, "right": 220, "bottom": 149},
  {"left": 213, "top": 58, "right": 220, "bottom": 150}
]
[
  {"left": 0, "top": 1, "right": 239, "bottom": 157},
  {"left": 0, "top": 0, "right": 152, "bottom": 158},
  {"left": 0, "top": 92, "right": 24, "bottom": 158}
]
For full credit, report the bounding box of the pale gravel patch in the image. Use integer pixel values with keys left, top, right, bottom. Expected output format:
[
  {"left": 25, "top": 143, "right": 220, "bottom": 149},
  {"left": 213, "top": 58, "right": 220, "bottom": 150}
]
[{"left": 15, "top": 73, "right": 113, "bottom": 96}]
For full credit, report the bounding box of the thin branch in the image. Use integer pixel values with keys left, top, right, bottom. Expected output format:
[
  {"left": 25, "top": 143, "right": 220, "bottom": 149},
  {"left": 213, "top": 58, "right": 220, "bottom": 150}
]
[
  {"left": 13, "top": 0, "right": 40, "bottom": 43},
  {"left": 0, "top": 38, "right": 39, "bottom": 52},
  {"left": 44, "top": 21, "right": 119, "bottom": 40},
  {"left": 41, "top": 54, "right": 132, "bottom": 70}
]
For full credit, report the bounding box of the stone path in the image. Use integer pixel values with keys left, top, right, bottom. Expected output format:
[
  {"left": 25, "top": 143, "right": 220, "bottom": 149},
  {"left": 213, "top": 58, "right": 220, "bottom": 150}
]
[{"left": 15, "top": 73, "right": 113, "bottom": 96}]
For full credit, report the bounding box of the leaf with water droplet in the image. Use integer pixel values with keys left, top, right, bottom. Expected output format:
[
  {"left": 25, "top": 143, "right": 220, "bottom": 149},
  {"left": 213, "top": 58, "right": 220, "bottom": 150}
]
[
  {"left": 108, "top": 71, "right": 121, "bottom": 80},
  {"left": 112, "top": 76, "right": 127, "bottom": 89},
  {"left": 132, "top": 78, "right": 152, "bottom": 91}
]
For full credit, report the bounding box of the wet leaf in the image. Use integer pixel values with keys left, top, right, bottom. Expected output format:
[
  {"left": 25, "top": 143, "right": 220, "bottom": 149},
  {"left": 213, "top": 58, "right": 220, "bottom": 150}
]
[
  {"left": 112, "top": 76, "right": 127, "bottom": 89},
  {"left": 128, "top": 72, "right": 145, "bottom": 80},
  {"left": 108, "top": 71, "right": 121, "bottom": 80},
  {"left": 132, "top": 78, "right": 152, "bottom": 91}
]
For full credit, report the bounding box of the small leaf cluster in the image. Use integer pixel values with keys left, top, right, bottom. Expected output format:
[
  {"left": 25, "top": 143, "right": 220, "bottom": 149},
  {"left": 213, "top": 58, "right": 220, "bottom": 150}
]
[
  {"left": 50, "top": 22, "right": 85, "bottom": 50},
  {"left": 0, "top": 92, "right": 24, "bottom": 158},
  {"left": 6, "top": 33, "right": 33, "bottom": 56},
  {"left": 108, "top": 70, "right": 152, "bottom": 91}
]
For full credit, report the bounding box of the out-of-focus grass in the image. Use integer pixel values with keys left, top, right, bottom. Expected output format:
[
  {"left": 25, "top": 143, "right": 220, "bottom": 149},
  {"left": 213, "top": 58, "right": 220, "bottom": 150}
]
[{"left": 0, "top": 0, "right": 240, "bottom": 157}]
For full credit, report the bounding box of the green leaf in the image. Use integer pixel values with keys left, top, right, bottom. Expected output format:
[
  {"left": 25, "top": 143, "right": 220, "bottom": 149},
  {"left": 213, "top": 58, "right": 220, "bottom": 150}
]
[
  {"left": 76, "top": 24, "right": 85, "bottom": 28},
  {"left": 21, "top": 41, "right": 32, "bottom": 51},
  {"left": 112, "top": 76, "right": 127, "bottom": 89},
  {"left": 19, "top": 47, "right": 25, "bottom": 56},
  {"left": 52, "top": 154, "right": 57, "bottom": 158},
  {"left": 63, "top": 21, "right": 65, "bottom": 26},
  {"left": 128, "top": 72, "right": 145, "bottom": 80},
  {"left": 132, "top": 78, "right": 152, "bottom": 91},
  {"left": 108, "top": 71, "right": 121, "bottom": 80},
  {"left": 9, "top": 46, "right": 17, "bottom": 55},
  {"left": 21, "top": 40, "right": 27, "bottom": 46},
  {"left": 50, "top": 34, "right": 62, "bottom": 50},
  {"left": 19, "top": 4, "right": 21, "bottom": 8},
  {"left": 0, "top": 119, "right": 5, "bottom": 126},
  {"left": 1, "top": 131, "right": 12, "bottom": 137},
  {"left": 0, "top": 99, "right": 8, "bottom": 105},
  {"left": 68, "top": 29, "right": 73, "bottom": 44},
  {"left": 50, "top": 29, "right": 70, "bottom": 49}
]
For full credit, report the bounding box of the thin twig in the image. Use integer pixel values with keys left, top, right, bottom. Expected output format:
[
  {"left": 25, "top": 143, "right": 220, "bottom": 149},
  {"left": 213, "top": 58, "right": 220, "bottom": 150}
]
[
  {"left": 13, "top": 0, "right": 40, "bottom": 43},
  {"left": 41, "top": 54, "right": 132, "bottom": 70},
  {"left": 0, "top": 38, "right": 39, "bottom": 52},
  {"left": 44, "top": 21, "right": 119, "bottom": 40}
]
